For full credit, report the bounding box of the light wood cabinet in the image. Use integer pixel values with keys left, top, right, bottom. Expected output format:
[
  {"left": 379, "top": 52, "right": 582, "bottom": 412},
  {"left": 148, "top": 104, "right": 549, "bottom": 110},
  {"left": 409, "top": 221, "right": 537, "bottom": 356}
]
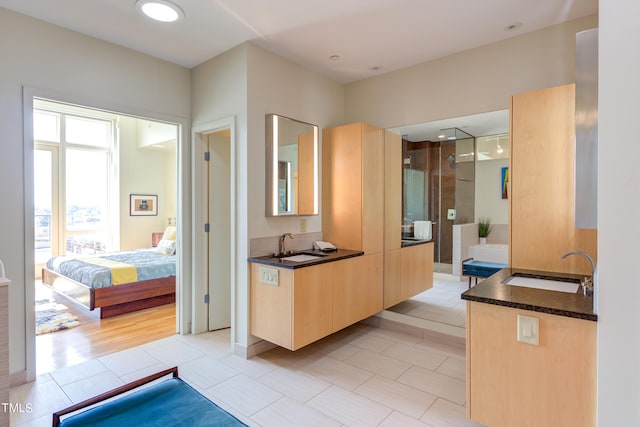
[
  {"left": 250, "top": 262, "right": 331, "bottom": 350},
  {"left": 322, "top": 123, "right": 384, "bottom": 254},
  {"left": 401, "top": 243, "right": 434, "bottom": 301},
  {"left": 333, "top": 253, "right": 383, "bottom": 330},
  {"left": 384, "top": 243, "right": 434, "bottom": 308},
  {"left": 250, "top": 254, "right": 382, "bottom": 350},
  {"left": 466, "top": 301, "right": 596, "bottom": 427},
  {"left": 510, "top": 84, "right": 597, "bottom": 275},
  {"left": 384, "top": 130, "right": 402, "bottom": 251}
]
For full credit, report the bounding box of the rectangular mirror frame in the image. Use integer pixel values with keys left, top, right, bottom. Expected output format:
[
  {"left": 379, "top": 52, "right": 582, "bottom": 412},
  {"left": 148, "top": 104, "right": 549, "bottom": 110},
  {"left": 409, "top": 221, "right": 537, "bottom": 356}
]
[{"left": 265, "top": 113, "right": 319, "bottom": 217}]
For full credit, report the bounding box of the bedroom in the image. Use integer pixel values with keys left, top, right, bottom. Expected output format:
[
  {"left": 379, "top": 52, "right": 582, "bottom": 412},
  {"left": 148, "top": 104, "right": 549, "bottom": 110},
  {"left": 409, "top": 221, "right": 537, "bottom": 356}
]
[{"left": 33, "top": 98, "right": 179, "bottom": 374}]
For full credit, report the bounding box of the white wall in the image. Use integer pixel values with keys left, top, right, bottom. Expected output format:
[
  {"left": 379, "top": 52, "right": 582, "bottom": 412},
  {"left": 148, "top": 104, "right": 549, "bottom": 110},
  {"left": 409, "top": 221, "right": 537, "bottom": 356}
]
[
  {"left": 0, "top": 8, "right": 191, "bottom": 381},
  {"left": 344, "top": 15, "right": 598, "bottom": 129},
  {"left": 191, "top": 43, "right": 344, "bottom": 351},
  {"left": 246, "top": 43, "right": 345, "bottom": 239},
  {"left": 475, "top": 158, "right": 509, "bottom": 224},
  {"left": 598, "top": 0, "right": 640, "bottom": 424},
  {"left": 119, "top": 116, "right": 174, "bottom": 250}
]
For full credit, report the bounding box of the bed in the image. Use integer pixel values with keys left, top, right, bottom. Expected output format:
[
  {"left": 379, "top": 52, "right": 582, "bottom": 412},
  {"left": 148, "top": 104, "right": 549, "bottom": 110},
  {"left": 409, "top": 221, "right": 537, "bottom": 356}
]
[
  {"left": 41, "top": 227, "right": 177, "bottom": 319},
  {"left": 52, "top": 367, "right": 247, "bottom": 427}
]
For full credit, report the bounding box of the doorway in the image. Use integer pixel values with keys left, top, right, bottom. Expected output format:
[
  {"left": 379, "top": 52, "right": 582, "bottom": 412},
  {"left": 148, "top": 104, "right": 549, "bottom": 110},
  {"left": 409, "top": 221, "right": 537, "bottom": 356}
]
[
  {"left": 206, "top": 130, "right": 232, "bottom": 330},
  {"left": 32, "top": 98, "right": 179, "bottom": 374},
  {"left": 191, "top": 118, "right": 237, "bottom": 338}
]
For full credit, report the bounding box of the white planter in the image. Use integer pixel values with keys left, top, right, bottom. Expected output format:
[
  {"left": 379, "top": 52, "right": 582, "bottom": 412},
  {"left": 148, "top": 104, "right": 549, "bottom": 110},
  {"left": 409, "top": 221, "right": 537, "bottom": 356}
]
[{"left": 479, "top": 237, "right": 487, "bottom": 245}]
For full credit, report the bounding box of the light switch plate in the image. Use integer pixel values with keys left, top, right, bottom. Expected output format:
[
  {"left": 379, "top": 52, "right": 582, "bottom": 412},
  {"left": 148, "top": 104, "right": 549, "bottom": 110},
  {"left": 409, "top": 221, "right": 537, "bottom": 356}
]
[
  {"left": 447, "top": 209, "right": 456, "bottom": 220},
  {"left": 517, "top": 314, "right": 539, "bottom": 346},
  {"left": 259, "top": 267, "right": 279, "bottom": 286}
]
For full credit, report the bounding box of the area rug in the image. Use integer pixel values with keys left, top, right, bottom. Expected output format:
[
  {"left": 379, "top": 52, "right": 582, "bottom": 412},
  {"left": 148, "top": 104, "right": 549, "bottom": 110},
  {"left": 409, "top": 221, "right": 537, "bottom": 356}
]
[{"left": 36, "top": 299, "right": 80, "bottom": 335}]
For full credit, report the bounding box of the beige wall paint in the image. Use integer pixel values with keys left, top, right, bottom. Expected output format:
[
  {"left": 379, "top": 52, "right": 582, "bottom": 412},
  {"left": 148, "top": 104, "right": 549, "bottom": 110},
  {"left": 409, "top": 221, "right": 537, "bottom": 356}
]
[
  {"left": 0, "top": 8, "right": 190, "bottom": 380},
  {"left": 344, "top": 15, "right": 598, "bottom": 129},
  {"left": 191, "top": 43, "right": 344, "bottom": 348},
  {"left": 246, "top": 43, "right": 345, "bottom": 239},
  {"left": 119, "top": 115, "right": 175, "bottom": 251}
]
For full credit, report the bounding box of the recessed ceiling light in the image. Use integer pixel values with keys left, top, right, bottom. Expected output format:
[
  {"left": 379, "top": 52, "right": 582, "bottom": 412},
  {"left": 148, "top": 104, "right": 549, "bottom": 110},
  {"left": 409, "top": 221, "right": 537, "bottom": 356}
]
[
  {"left": 504, "top": 22, "right": 523, "bottom": 32},
  {"left": 136, "top": 0, "right": 184, "bottom": 23}
]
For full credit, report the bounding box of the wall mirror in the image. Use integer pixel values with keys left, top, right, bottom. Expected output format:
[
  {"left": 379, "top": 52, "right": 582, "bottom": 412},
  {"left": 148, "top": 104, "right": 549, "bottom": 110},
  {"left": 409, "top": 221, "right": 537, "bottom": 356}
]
[
  {"left": 386, "top": 109, "right": 509, "bottom": 329},
  {"left": 390, "top": 110, "right": 509, "bottom": 274},
  {"left": 265, "top": 114, "right": 319, "bottom": 216}
]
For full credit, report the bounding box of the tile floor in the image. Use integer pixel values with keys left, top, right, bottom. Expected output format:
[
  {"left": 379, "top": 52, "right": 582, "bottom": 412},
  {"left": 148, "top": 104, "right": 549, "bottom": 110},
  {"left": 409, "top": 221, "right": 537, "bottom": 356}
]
[
  {"left": 11, "top": 321, "right": 485, "bottom": 427},
  {"left": 387, "top": 274, "right": 468, "bottom": 328}
]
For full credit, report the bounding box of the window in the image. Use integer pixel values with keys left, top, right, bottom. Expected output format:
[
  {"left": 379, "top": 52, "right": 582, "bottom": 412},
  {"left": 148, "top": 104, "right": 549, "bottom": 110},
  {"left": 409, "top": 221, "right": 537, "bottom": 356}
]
[{"left": 34, "top": 100, "right": 117, "bottom": 259}]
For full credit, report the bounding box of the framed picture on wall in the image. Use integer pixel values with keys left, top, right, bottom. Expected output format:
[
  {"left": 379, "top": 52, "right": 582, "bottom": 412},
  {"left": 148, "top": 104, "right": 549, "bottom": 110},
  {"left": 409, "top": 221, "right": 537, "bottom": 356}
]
[
  {"left": 130, "top": 194, "right": 158, "bottom": 216},
  {"left": 501, "top": 167, "right": 509, "bottom": 199}
]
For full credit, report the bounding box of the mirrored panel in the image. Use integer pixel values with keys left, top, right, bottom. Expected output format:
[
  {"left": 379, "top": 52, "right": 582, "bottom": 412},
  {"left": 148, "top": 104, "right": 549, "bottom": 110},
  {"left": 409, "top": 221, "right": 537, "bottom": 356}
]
[{"left": 265, "top": 114, "right": 319, "bottom": 216}]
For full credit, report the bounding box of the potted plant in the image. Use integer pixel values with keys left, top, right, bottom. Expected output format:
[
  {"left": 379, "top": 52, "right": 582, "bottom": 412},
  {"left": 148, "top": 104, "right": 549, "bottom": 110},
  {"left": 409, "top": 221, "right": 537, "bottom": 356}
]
[{"left": 478, "top": 217, "right": 491, "bottom": 244}]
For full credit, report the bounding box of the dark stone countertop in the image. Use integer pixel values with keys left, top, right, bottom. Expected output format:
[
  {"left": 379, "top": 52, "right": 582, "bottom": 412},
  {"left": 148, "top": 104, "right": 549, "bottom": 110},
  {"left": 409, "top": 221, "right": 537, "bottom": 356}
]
[
  {"left": 461, "top": 267, "right": 597, "bottom": 321},
  {"left": 401, "top": 238, "right": 434, "bottom": 248},
  {"left": 248, "top": 248, "right": 364, "bottom": 269}
]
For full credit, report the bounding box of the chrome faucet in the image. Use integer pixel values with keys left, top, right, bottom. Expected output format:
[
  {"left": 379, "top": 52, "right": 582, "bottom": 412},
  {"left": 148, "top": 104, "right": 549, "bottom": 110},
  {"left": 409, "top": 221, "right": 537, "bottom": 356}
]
[
  {"left": 279, "top": 233, "right": 294, "bottom": 255},
  {"left": 562, "top": 251, "right": 595, "bottom": 296}
]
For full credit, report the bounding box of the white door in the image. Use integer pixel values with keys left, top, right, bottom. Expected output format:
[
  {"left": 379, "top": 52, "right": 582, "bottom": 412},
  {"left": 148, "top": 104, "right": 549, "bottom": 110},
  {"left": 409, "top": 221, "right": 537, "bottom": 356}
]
[{"left": 206, "top": 131, "right": 232, "bottom": 330}]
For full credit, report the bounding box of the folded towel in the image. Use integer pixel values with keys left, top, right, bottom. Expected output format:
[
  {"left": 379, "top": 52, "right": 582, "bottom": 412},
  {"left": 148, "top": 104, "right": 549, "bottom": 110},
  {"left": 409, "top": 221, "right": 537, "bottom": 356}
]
[{"left": 414, "top": 221, "right": 432, "bottom": 240}]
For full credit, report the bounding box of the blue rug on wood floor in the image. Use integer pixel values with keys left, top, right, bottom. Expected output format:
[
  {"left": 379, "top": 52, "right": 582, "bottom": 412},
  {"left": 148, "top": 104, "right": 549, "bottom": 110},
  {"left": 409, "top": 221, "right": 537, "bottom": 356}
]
[{"left": 35, "top": 299, "right": 80, "bottom": 335}]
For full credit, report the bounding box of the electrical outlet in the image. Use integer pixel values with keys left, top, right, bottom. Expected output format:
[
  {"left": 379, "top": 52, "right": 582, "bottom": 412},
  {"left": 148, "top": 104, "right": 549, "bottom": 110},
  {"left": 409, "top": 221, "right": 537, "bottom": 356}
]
[
  {"left": 517, "top": 314, "right": 539, "bottom": 346},
  {"left": 447, "top": 209, "right": 456, "bottom": 220},
  {"left": 259, "top": 267, "right": 278, "bottom": 286}
]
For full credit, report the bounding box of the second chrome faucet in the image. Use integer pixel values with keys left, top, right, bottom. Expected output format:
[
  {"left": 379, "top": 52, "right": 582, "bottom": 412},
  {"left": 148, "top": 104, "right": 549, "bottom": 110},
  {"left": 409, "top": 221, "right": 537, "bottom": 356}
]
[{"left": 562, "top": 251, "right": 595, "bottom": 296}]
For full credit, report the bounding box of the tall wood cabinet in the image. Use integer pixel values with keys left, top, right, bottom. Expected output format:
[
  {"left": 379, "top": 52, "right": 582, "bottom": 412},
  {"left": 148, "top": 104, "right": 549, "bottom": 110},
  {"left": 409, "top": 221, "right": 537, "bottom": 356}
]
[
  {"left": 322, "top": 123, "right": 384, "bottom": 254},
  {"left": 510, "top": 84, "right": 597, "bottom": 275},
  {"left": 322, "top": 123, "right": 385, "bottom": 319}
]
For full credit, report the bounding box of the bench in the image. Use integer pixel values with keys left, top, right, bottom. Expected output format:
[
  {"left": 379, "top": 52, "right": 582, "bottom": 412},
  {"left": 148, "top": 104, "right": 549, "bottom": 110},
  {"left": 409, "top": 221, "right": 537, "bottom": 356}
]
[
  {"left": 462, "top": 258, "right": 507, "bottom": 288},
  {"left": 53, "top": 367, "right": 246, "bottom": 427}
]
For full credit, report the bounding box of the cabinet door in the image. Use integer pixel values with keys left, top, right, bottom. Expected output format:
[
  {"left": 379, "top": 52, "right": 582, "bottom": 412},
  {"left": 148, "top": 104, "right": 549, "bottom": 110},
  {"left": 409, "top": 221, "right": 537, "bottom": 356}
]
[
  {"left": 322, "top": 124, "right": 363, "bottom": 250},
  {"left": 510, "top": 84, "right": 597, "bottom": 274},
  {"left": 333, "top": 254, "right": 383, "bottom": 331},
  {"left": 292, "top": 264, "right": 333, "bottom": 350},
  {"left": 361, "top": 124, "right": 384, "bottom": 254},
  {"left": 401, "top": 242, "right": 434, "bottom": 299},
  {"left": 467, "top": 301, "right": 596, "bottom": 427},
  {"left": 249, "top": 264, "right": 293, "bottom": 349},
  {"left": 383, "top": 248, "right": 402, "bottom": 308}
]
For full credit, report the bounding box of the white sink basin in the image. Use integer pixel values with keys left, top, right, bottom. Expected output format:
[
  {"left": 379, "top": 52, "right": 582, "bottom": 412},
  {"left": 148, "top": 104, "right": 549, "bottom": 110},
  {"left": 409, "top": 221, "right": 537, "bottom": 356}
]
[
  {"left": 502, "top": 275, "right": 580, "bottom": 293},
  {"left": 281, "top": 254, "right": 323, "bottom": 262}
]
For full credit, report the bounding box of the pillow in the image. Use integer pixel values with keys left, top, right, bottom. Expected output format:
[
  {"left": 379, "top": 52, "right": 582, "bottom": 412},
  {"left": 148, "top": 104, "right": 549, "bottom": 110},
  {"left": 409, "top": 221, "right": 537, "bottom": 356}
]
[
  {"left": 155, "top": 238, "right": 176, "bottom": 255},
  {"left": 162, "top": 226, "right": 177, "bottom": 241}
]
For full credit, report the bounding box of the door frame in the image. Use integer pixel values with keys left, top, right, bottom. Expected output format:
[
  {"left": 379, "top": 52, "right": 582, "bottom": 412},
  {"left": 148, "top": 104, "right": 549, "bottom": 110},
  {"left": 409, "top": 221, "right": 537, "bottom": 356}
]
[
  {"left": 191, "top": 117, "right": 238, "bottom": 341},
  {"left": 22, "top": 86, "right": 191, "bottom": 382}
]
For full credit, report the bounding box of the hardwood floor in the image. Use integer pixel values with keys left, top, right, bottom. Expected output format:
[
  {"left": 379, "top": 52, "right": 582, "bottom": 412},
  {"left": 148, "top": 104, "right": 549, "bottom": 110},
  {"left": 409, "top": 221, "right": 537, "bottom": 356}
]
[{"left": 35, "top": 282, "right": 177, "bottom": 375}]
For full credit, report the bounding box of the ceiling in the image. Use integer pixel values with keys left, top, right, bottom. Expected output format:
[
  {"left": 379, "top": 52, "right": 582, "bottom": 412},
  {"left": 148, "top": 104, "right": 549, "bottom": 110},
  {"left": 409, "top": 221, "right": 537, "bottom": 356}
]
[{"left": 0, "top": 0, "right": 597, "bottom": 84}]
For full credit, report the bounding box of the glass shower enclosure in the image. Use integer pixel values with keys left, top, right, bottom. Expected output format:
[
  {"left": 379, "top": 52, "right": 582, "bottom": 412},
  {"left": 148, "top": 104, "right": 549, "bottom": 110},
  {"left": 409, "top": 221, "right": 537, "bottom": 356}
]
[{"left": 402, "top": 128, "right": 475, "bottom": 274}]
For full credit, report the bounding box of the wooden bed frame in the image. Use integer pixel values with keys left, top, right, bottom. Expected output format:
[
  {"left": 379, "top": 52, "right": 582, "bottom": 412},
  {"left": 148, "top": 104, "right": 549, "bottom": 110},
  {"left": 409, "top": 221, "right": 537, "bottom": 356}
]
[{"left": 42, "top": 267, "right": 175, "bottom": 319}]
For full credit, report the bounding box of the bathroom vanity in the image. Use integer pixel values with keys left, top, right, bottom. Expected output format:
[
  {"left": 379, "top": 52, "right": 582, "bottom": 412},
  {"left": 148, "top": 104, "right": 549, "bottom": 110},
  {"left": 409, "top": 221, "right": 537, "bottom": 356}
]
[
  {"left": 462, "top": 268, "right": 596, "bottom": 427},
  {"left": 249, "top": 249, "right": 383, "bottom": 350}
]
